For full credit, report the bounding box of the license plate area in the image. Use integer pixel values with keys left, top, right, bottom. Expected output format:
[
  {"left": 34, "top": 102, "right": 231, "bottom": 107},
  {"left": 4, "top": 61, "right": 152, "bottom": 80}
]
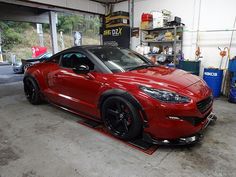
[{"left": 203, "top": 112, "right": 217, "bottom": 129}]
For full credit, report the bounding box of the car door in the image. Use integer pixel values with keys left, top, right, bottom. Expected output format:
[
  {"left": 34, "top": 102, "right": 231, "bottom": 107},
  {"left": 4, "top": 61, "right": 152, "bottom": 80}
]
[
  {"left": 48, "top": 51, "right": 103, "bottom": 118},
  {"left": 43, "top": 54, "right": 65, "bottom": 104}
]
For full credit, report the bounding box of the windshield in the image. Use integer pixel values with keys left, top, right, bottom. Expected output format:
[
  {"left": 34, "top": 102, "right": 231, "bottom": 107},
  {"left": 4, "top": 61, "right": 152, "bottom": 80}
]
[{"left": 89, "top": 47, "right": 151, "bottom": 73}]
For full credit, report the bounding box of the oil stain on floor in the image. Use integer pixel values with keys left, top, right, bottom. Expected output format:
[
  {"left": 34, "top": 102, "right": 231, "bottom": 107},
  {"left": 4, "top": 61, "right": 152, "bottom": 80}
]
[{"left": 0, "top": 129, "right": 20, "bottom": 166}]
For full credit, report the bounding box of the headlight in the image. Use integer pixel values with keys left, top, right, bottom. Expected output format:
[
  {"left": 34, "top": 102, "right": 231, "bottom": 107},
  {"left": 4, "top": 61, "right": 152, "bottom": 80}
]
[{"left": 140, "top": 86, "right": 191, "bottom": 103}]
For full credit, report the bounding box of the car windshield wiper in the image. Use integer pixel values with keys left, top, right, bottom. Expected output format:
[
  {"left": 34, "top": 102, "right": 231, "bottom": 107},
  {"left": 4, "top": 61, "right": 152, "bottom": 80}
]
[{"left": 128, "top": 64, "right": 157, "bottom": 71}]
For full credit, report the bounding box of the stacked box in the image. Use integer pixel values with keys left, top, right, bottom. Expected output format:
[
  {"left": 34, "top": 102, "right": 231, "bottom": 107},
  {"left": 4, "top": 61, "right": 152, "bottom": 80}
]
[
  {"left": 102, "top": 11, "right": 130, "bottom": 49},
  {"left": 141, "top": 13, "right": 153, "bottom": 30},
  {"left": 105, "top": 11, "right": 130, "bottom": 28}
]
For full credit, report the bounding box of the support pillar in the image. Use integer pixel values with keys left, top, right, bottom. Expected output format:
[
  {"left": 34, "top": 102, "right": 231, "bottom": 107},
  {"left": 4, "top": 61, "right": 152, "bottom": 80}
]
[
  {"left": 49, "top": 11, "right": 58, "bottom": 54},
  {"left": 0, "top": 32, "right": 2, "bottom": 62},
  {"left": 129, "top": 0, "right": 135, "bottom": 49},
  {"left": 37, "top": 24, "right": 44, "bottom": 47}
]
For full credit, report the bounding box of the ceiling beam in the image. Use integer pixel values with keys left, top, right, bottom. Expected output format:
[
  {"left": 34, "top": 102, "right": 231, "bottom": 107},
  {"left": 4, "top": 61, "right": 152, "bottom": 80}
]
[
  {"left": 0, "top": 2, "right": 49, "bottom": 23},
  {"left": 0, "top": 0, "right": 105, "bottom": 15},
  {"left": 90, "top": 0, "right": 127, "bottom": 5}
]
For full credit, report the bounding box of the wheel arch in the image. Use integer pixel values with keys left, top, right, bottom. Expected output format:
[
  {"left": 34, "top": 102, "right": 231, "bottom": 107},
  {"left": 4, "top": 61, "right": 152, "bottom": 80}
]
[
  {"left": 23, "top": 73, "right": 44, "bottom": 104},
  {"left": 23, "top": 73, "right": 43, "bottom": 94},
  {"left": 23, "top": 73, "right": 39, "bottom": 86},
  {"left": 23, "top": 70, "right": 47, "bottom": 91},
  {"left": 98, "top": 89, "right": 148, "bottom": 127}
]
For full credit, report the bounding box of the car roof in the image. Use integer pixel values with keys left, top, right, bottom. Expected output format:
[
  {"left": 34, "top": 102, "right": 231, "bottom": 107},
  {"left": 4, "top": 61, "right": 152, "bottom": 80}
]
[
  {"left": 67, "top": 45, "right": 118, "bottom": 51},
  {"left": 48, "top": 45, "right": 117, "bottom": 74},
  {"left": 52, "top": 45, "right": 116, "bottom": 57},
  {"left": 52, "top": 45, "right": 120, "bottom": 58}
]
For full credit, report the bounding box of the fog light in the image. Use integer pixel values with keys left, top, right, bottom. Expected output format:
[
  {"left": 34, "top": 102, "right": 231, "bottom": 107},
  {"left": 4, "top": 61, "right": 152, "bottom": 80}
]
[
  {"left": 180, "top": 136, "right": 197, "bottom": 143},
  {"left": 168, "top": 116, "right": 180, "bottom": 120},
  {"left": 162, "top": 140, "right": 170, "bottom": 143}
]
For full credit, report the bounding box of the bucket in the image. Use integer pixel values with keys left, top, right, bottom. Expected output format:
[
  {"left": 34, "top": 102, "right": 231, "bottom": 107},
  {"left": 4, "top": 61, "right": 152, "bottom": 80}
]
[{"left": 203, "top": 68, "right": 223, "bottom": 97}]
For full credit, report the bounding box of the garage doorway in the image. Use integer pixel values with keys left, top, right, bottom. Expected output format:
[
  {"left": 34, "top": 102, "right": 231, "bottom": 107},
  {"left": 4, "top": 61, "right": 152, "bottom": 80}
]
[{"left": 0, "top": 12, "right": 101, "bottom": 85}]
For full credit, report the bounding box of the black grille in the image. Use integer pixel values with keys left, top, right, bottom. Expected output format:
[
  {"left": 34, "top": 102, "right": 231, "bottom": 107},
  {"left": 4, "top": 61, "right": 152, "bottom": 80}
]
[{"left": 197, "top": 96, "right": 213, "bottom": 113}]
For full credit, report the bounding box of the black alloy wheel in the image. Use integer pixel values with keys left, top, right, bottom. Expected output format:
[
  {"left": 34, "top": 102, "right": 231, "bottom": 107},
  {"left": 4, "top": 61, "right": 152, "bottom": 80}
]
[
  {"left": 24, "top": 77, "right": 42, "bottom": 105},
  {"left": 102, "top": 96, "right": 142, "bottom": 140}
]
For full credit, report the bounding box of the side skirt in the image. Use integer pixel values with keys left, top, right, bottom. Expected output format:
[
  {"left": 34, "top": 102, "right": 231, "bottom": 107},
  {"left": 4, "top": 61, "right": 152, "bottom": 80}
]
[{"left": 49, "top": 101, "right": 102, "bottom": 123}]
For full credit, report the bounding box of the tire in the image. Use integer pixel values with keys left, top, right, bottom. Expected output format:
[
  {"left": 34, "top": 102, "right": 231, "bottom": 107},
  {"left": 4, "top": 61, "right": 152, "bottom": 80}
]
[
  {"left": 102, "top": 96, "right": 142, "bottom": 140},
  {"left": 24, "top": 77, "right": 42, "bottom": 105}
]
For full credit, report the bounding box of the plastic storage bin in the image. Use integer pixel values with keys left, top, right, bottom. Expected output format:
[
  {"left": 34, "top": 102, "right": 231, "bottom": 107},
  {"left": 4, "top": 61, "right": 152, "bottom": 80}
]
[
  {"left": 229, "top": 88, "right": 236, "bottom": 103},
  {"left": 177, "top": 60, "right": 200, "bottom": 76},
  {"left": 203, "top": 68, "right": 223, "bottom": 97},
  {"left": 228, "top": 59, "right": 236, "bottom": 72},
  {"left": 231, "top": 76, "right": 236, "bottom": 87}
]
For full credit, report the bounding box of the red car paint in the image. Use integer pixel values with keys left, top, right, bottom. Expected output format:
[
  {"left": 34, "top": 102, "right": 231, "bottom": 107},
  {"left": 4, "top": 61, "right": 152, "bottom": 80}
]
[{"left": 25, "top": 61, "right": 213, "bottom": 140}]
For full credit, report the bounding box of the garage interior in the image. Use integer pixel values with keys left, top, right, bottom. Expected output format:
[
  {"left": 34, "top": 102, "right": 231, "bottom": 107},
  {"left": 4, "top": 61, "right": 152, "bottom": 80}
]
[{"left": 0, "top": 0, "right": 236, "bottom": 177}]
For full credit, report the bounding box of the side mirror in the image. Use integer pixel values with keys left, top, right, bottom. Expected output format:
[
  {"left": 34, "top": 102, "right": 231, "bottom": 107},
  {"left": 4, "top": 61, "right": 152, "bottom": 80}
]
[{"left": 73, "top": 65, "right": 90, "bottom": 74}]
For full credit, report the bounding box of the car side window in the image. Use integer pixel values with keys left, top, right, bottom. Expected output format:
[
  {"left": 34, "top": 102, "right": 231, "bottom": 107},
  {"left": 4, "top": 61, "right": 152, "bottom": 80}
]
[
  {"left": 60, "top": 52, "right": 95, "bottom": 70},
  {"left": 48, "top": 55, "right": 60, "bottom": 64}
]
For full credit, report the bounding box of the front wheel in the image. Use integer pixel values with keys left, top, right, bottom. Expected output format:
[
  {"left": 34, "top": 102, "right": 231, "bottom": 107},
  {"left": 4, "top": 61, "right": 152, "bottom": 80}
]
[
  {"left": 24, "top": 77, "right": 42, "bottom": 105},
  {"left": 102, "top": 96, "right": 142, "bottom": 140}
]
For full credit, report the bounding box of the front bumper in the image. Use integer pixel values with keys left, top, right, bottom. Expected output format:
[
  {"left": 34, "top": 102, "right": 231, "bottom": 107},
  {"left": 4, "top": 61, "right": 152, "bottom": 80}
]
[
  {"left": 140, "top": 94, "right": 214, "bottom": 140},
  {"left": 143, "top": 112, "right": 217, "bottom": 145}
]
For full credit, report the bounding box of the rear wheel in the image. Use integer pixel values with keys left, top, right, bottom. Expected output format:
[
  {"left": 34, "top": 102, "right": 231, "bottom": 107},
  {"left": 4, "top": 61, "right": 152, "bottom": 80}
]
[
  {"left": 24, "top": 77, "right": 42, "bottom": 105},
  {"left": 102, "top": 96, "right": 142, "bottom": 140}
]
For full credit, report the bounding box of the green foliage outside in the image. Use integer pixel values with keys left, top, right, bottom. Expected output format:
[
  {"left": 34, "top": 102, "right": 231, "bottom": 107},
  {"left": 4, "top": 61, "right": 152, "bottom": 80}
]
[
  {"left": 57, "top": 13, "right": 100, "bottom": 37},
  {"left": 0, "top": 21, "right": 31, "bottom": 50},
  {"left": 0, "top": 13, "right": 101, "bottom": 61}
]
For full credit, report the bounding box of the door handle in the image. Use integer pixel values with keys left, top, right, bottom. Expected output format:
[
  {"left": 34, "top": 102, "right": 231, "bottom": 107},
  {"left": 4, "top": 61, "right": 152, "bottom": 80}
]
[
  {"left": 53, "top": 74, "right": 63, "bottom": 78},
  {"left": 52, "top": 74, "right": 59, "bottom": 78}
]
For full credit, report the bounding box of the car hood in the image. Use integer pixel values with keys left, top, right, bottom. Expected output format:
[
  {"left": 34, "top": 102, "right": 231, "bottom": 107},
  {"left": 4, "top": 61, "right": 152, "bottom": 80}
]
[{"left": 113, "top": 66, "right": 201, "bottom": 91}]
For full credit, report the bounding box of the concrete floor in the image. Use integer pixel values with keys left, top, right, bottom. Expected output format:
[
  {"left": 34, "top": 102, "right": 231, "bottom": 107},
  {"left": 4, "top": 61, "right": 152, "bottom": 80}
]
[
  {"left": 0, "top": 65, "right": 23, "bottom": 84},
  {"left": 0, "top": 82, "right": 236, "bottom": 177}
]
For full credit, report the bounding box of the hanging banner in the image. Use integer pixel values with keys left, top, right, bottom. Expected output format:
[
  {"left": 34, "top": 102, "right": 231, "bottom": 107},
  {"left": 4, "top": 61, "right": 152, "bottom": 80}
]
[{"left": 32, "top": 46, "right": 47, "bottom": 58}]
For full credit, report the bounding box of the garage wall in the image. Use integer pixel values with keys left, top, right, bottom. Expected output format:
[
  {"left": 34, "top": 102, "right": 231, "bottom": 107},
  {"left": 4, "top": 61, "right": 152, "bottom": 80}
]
[
  {"left": 114, "top": 0, "right": 236, "bottom": 73},
  {"left": 26, "top": 0, "right": 105, "bottom": 14}
]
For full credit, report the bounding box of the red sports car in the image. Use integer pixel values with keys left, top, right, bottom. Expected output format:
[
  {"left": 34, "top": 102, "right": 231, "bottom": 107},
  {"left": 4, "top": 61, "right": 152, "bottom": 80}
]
[{"left": 23, "top": 46, "right": 216, "bottom": 145}]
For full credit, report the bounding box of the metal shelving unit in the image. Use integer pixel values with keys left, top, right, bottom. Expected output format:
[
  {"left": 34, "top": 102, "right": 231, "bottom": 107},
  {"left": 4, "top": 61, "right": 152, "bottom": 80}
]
[
  {"left": 140, "top": 26, "right": 184, "bottom": 66},
  {"left": 141, "top": 40, "right": 182, "bottom": 43}
]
